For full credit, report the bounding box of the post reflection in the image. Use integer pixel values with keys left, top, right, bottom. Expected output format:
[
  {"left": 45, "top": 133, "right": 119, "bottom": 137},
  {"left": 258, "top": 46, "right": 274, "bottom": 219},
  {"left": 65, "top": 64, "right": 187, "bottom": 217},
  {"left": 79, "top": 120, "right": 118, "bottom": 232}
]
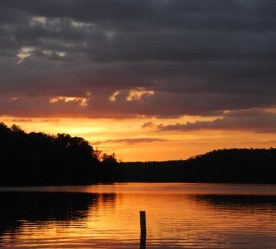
[{"left": 140, "top": 232, "right": 146, "bottom": 249}]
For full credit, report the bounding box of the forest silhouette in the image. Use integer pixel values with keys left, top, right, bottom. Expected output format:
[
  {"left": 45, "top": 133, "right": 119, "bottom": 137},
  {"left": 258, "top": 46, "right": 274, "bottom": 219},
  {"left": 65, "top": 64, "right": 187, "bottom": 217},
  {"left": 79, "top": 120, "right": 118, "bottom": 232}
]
[
  {"left": 0, "top": 122, "right": 118, "bottom": 185},
  {"left": 0, "top": 122, "right": 276, "bottom": 185},
  {"left": 121, "top": 148, "right": 276, "bottom": 183}
]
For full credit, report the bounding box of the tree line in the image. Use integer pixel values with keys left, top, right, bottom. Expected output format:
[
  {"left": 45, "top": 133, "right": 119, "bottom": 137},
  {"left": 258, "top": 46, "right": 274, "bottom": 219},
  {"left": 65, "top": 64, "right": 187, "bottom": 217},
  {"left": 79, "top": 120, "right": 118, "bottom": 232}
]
[
  {"left": 1, "top": 122, "right": 276, "bottom": 185},
  {"left": 0, "top": 123, "right": 119, "bottom": 185},
  {"left": 120, "top": 148, "right": 276, "bottom": 183}
]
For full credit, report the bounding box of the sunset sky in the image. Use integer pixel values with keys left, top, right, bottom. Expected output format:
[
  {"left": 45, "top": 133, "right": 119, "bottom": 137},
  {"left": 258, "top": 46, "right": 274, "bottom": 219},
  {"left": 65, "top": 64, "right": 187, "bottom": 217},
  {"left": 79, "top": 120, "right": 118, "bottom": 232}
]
[{"left": 1, "top": 0, "right": 276, "bottom": 161}]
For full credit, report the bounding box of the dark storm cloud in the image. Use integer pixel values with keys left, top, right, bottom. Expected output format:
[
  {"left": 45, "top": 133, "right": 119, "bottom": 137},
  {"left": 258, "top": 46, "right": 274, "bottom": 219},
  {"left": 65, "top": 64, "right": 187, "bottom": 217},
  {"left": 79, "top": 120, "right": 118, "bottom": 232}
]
[
  {"left": 2, "top": 0, "right": 276, "bottom": 31},
  {"left": 0, "top": 0, "right": 276, "bottom": 118}
]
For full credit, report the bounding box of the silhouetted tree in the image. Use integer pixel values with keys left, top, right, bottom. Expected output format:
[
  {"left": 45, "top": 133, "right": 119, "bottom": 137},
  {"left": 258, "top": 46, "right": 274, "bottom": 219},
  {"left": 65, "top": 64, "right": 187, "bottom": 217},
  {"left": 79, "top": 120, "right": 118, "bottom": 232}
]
[
  {"left": 96, "top": 152, "right": 120, "bottom": 182},
  {"left": 0, "top": 123, "right": 104, "bottom": 185}
]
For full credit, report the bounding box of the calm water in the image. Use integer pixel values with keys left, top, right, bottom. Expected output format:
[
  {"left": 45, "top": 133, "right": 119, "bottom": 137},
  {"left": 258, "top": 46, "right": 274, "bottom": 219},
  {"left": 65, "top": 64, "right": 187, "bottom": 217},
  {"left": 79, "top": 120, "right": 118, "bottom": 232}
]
[{"left": 1, "top": 183, "right": 276, "bottom": 249}]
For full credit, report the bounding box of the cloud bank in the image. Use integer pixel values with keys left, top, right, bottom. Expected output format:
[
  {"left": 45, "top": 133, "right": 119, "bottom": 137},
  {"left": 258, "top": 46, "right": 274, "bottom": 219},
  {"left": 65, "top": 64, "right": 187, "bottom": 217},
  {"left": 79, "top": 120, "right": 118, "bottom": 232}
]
[
  {"left": 158, "top": 110, "right": 276, "bottom": 133},
  {"left": 0, "top": 0, "right": 275, "bottom": 120}
]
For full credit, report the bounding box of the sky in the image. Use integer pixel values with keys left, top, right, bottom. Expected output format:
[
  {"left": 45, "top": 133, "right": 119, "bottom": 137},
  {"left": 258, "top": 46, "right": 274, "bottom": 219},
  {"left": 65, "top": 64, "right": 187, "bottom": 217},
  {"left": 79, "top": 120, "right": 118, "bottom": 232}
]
[{"left": 1, "top": 0, "right": 276, "bottom": 161}]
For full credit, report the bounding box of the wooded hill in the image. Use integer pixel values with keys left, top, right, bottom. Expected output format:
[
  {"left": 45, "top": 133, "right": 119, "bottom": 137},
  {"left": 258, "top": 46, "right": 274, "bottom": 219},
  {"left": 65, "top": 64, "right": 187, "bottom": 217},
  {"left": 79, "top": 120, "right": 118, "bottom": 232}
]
[
  {"left": 1, "top": 122, "right": 276, "bottom": 185},
  {"left": 0, "top": 123, "right": 118, "bottom": 185},
  {"left": 120, "top": 148, "right": 276, "bottom": 183}
]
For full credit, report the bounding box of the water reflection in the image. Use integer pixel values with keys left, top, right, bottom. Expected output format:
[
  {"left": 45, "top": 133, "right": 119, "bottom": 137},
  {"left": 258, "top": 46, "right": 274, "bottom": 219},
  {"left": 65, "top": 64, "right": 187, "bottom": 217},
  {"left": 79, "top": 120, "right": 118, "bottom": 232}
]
[
  {"left": 0, "top": 183, "right": 276, "bottom": 249},
  {"left": 191, "top": 194, "right": 276, "bottom": 207},
  {"left": 0, "top": 192, "right": 116, "bottom": 246}
]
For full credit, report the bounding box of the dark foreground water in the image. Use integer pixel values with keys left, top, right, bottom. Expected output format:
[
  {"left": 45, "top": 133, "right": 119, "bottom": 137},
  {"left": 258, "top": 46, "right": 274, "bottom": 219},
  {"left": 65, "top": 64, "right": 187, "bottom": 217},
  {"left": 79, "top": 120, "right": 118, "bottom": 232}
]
[{"left": 1, "top": 183, "right": 276, "bottom": 249}]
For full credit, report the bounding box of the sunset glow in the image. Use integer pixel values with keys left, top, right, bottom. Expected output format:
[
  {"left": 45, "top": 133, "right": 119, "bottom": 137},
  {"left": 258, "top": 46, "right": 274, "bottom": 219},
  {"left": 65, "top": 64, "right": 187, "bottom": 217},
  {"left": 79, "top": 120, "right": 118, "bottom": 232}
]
[
  {"left": 1, "top": 115, "right": 275, "bottom": 161},
  {"left": 1, "top": 0, "right": 276, "bottom": 161},
  {"left": 1, "top": 2, "right": 276, "bottom": 249}
]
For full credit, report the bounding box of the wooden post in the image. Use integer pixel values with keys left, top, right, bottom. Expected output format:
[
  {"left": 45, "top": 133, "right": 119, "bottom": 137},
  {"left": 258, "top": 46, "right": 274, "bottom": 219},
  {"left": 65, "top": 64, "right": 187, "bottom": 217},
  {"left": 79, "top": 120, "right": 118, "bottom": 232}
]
[{"left": 140, "top": 211, "right": 146, "bottom": 249}]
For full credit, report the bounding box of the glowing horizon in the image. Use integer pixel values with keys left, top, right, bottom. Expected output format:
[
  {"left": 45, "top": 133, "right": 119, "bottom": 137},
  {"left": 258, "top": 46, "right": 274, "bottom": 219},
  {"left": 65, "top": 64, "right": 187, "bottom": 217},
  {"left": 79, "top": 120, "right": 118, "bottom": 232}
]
[
  {"left": 1, "top": 115, "right": 275, "bottom": 162},
  {"left": 1, "top": 0, "right": 276, "bottom": 161}
]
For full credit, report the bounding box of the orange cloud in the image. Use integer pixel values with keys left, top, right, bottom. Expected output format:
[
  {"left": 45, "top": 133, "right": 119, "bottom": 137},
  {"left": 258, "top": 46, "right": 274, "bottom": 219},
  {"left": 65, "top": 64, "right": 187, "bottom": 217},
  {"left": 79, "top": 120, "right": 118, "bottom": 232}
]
[
  {"left": 49, "top": 95, "right": 90, "bottom": 107},
  {"left": 126, "top": 89, "right": 155, "bottom": 102}
]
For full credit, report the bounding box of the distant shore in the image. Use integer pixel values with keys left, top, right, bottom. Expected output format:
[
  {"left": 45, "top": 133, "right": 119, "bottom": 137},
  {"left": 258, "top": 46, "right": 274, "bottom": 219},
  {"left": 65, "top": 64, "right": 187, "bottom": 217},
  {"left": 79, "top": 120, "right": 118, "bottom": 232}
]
[
  {"left": 119, "top": 148, "right": 276, "bottom": 184},
  {"left": 1, "top": 123, "right": 276, "bottom": 186}
]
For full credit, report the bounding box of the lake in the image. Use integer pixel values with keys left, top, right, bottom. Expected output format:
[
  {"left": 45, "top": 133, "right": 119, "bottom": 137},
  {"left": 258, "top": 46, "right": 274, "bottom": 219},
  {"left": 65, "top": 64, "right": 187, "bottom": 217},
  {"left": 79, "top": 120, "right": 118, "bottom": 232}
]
[{"left": 1, "top": 183, "right": 276, "bottom": 249}]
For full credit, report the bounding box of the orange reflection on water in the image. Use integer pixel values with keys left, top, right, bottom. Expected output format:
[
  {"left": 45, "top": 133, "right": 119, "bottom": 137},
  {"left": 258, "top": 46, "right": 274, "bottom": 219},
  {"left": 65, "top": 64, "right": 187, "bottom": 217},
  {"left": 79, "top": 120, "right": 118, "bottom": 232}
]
[{"left": 1, "top": 183, "right": 276, "bottom": 249}]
